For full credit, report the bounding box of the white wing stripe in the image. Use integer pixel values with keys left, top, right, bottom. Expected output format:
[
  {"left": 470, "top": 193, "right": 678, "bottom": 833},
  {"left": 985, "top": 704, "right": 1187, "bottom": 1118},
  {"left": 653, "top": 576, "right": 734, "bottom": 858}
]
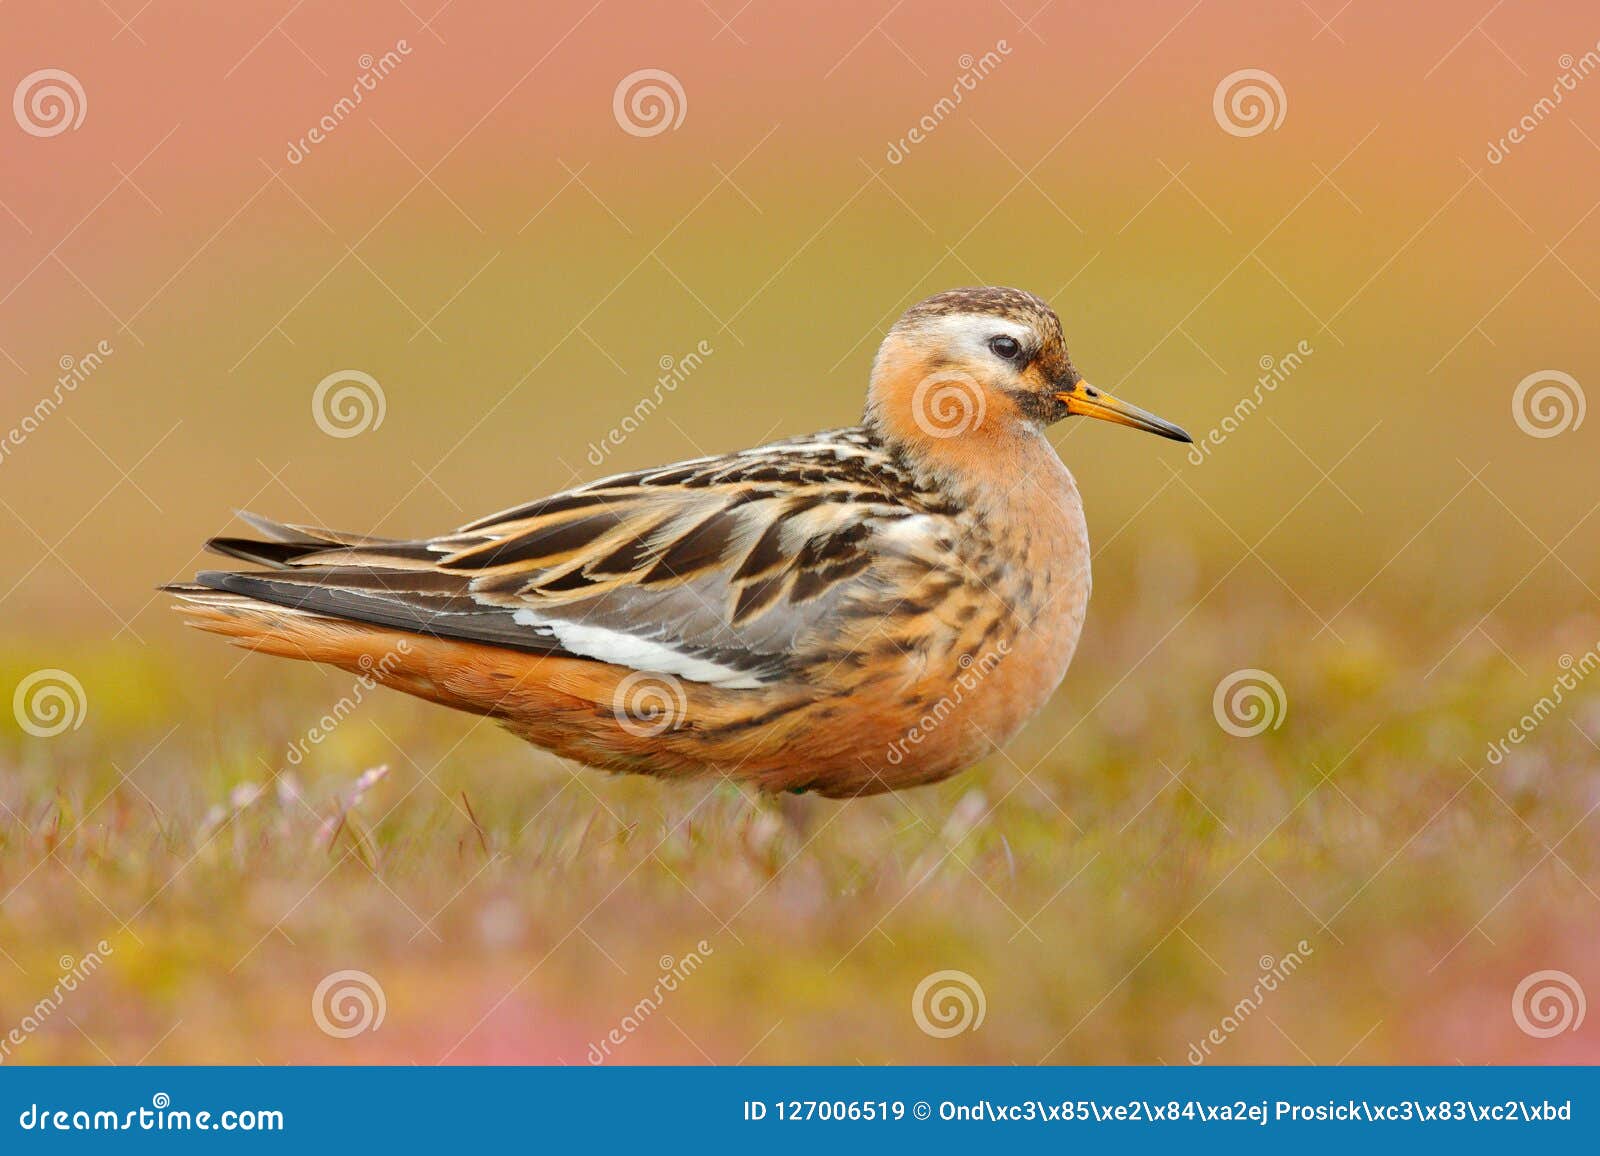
[{"left": 512, "top": 610, "right": 766, "bottom": 689}]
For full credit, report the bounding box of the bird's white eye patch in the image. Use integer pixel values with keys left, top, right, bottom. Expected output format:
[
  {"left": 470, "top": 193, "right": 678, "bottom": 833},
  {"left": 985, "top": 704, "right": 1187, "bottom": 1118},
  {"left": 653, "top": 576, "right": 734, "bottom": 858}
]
[{"left": 924, "top": 313, "right": 1033, "bottom": 366}]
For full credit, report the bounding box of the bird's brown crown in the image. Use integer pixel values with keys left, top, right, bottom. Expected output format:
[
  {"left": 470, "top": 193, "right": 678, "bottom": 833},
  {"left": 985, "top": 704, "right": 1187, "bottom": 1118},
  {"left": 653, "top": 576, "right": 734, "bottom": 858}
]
[{"left": 894, "top": 285, "right": 1058, "bottom": 330}]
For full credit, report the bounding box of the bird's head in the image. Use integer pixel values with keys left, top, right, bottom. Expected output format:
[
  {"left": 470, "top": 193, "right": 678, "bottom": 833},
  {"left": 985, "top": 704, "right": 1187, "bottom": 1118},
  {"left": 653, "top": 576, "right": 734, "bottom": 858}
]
[{"left": 865, "top": 287, "right": 1191, "bottom": 464}]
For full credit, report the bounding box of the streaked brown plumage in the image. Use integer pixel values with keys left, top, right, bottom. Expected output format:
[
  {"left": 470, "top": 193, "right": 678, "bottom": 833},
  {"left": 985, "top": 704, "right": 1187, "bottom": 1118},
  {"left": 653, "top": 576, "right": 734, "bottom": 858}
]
[{"left": 168, "top": 288, "right": 1190, "bottom": 797}]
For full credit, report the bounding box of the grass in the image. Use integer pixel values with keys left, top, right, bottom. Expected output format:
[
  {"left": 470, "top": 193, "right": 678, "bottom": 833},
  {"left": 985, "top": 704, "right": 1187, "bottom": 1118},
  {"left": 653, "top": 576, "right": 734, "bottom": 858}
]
[{"left": 1, "top": 588, "right": 1597, "bottom": 1065}]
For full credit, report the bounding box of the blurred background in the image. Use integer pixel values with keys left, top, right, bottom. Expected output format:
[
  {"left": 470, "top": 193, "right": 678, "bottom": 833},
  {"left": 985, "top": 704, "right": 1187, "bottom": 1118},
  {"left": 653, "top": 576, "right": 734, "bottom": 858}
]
[{"left": 0, "top": 0, "right": 1596, "bottom": 1063}]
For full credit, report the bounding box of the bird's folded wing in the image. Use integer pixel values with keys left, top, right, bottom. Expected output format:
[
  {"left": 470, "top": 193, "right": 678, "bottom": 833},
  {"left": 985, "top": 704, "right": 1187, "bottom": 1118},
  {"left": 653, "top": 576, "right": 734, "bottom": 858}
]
[{"left": 195, "top": 435, "right": 940, "bottom": 689}]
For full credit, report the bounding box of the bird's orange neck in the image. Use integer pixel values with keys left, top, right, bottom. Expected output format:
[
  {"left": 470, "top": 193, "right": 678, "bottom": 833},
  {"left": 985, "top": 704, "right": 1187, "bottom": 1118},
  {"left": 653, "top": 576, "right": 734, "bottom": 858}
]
[{"left": 865, "top": 334, "right": 1061, "bottom": 512}]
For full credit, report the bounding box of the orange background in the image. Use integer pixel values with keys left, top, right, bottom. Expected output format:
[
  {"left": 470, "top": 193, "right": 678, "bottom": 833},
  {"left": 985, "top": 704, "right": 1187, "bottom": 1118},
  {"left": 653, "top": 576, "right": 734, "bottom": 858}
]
[{"left": 1, "top": 0, "right": 1598, "bottom": 1066}]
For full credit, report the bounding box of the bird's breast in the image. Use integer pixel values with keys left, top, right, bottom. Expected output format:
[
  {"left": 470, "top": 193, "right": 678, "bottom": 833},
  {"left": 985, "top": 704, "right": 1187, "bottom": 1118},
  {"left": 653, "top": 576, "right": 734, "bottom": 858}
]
[
  {"left": 831, "top": 442, "right": 1091, "bottom": 785},
  {"left": 965, "top": 449, "right": 1092, "bottom": 741}
]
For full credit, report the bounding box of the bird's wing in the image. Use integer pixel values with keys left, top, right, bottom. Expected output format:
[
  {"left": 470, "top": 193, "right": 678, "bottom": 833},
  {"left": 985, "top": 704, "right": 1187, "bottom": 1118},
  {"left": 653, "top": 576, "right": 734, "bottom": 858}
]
[{"left": 193, "top": 430, "right": 941, "bottom": 689}]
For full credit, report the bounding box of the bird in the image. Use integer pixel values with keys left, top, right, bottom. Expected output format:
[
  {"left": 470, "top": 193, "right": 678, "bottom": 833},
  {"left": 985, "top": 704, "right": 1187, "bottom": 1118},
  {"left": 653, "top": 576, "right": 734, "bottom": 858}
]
[{"left": 168, "top": 287, "right": 1190, "bottom": 798}]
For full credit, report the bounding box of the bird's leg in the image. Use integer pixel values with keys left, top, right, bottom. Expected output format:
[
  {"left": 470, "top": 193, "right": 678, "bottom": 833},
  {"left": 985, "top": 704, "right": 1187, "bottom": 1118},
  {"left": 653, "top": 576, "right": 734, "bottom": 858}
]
[{"left": 776, "top": 789, "right": 820, "bottom": 843}]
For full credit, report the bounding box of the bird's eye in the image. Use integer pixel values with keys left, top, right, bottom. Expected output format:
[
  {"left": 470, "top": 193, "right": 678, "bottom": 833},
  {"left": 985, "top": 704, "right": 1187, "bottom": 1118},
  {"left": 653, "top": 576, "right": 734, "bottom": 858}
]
[{"left": 988, "top": 335, "right": 1023, "bottom": 361}]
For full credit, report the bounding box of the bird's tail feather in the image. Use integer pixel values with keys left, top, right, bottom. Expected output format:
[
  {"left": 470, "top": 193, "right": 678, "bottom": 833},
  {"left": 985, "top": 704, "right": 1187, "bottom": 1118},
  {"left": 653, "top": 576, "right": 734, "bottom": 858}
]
[{"left": 162, "top": 582, "right": 606, "bottom": 723}]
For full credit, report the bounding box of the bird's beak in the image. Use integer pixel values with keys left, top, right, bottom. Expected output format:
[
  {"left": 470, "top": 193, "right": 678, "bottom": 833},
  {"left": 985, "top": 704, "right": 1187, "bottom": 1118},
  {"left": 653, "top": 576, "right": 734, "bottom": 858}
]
[{"left": 1055, "top": 381, "right": 1192, "bottom": 443}]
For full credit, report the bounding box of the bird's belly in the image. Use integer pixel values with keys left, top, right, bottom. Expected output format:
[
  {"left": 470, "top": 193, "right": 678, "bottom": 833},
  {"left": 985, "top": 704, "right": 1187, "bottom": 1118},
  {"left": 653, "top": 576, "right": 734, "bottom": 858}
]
[{"left": 890, "top": 589, "right": 1087, "bottom": 777}]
